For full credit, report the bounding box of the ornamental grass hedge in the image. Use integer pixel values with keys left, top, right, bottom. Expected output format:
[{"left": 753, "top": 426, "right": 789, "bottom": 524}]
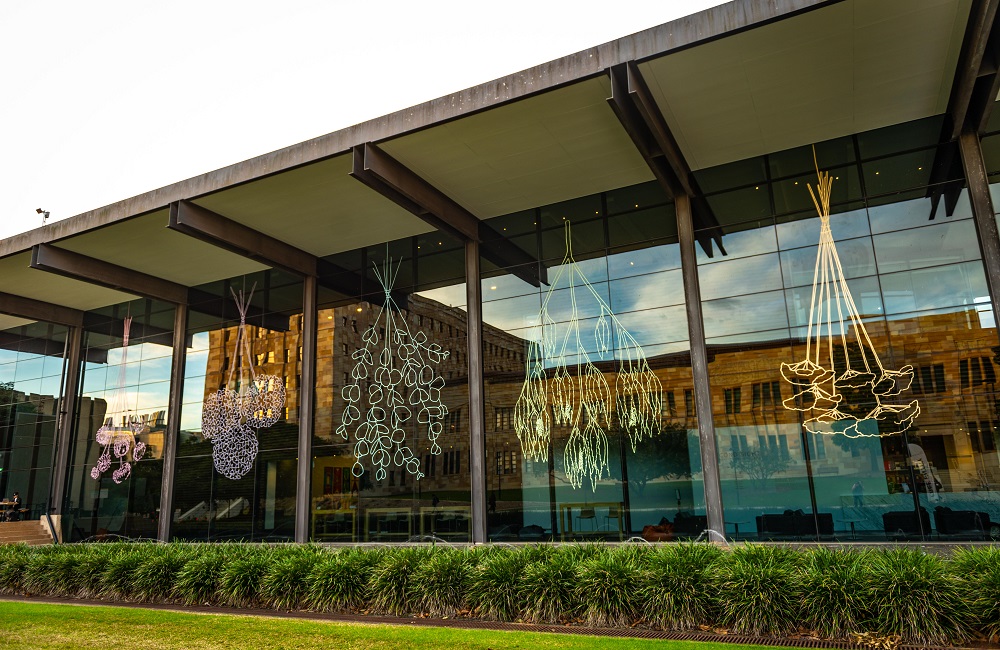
[{"left": 1, "top": 541, "right": 997, "bottom": 645}]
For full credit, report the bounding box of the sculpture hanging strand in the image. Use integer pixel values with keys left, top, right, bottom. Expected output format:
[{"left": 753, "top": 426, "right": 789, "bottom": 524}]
[
  {"left": 336, "top": 258, "right": 450, "bottom": 481},
  {"left": 513, "top": 221, "right": 664, "bottom": 491},
  {"left": 780, "top": 149, "right": 919, "bottom": 438},
  {"left": 91, "top": 316, "right": 147, "bottom": 484},
  {"left": 201, "top": 285, "right": 286, "bottom": 479}
]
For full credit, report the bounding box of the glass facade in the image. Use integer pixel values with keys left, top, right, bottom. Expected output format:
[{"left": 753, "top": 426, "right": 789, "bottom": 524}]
[
  {"left": 0, "top": 320, "right": 66, "bottom": 521},
  {"left": 481, "top": 184, "right": 703, "bottom": 541},
  {"left": 65, "top": 299, "right": 174, "bottom": 541},
  {"left": 700, "top": 117, "right": 999, "bottom": 541},
  {"left": 311, "top": 233, "right": 472, "bottom": 542},
  {"left": 173, "top": 271, "right": 302, "bottom": 541},
  {"left": 3, "top": 113, "right": 1000, "bottom": 545}
]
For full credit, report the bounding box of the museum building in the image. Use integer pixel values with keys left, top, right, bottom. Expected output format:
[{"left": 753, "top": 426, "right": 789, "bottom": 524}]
[{"left": 3, "top": 0, "right": 1000, "bottom": 544}]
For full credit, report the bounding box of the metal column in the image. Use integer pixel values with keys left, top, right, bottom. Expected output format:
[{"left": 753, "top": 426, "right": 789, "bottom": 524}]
[
  {"left": 959, "top": 131, "right": 1000, "bottom": 324},
  {"left": 465, "top": 240, "right": 488, "bottom": 543},
  {"left": 675, "top": 194, "right": 725, "bottom": 540},
  {"left": 158, "top": 305, "right": 188, "bottom": 542},
  {"left": 294, "top": 275, "right": 318, "bottom": 543},
  {"left": 49, "top": 324, "right": 82, "bottom": 515}
]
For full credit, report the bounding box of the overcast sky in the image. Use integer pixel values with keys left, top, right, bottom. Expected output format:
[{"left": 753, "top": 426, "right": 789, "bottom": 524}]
[{"left": 0, "top": 1, "right": 725, "bottom": 241}]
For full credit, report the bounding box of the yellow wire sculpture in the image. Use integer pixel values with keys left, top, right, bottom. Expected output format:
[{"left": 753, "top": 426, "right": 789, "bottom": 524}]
[
  {"left": 513, "top": 221, "right": 664, "bottom": 490},
  {"left": 780, "top": 151, "right": 920, "bottom": 438}
]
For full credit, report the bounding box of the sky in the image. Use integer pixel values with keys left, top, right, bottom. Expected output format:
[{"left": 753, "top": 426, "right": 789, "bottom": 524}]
[{"left": 0, "top": 1, "right": 726, "bottom": 241}]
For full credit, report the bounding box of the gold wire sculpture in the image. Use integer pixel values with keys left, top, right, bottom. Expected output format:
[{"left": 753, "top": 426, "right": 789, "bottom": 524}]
[
  {"left": 90, "top": 316, "right": 148, "bottom": 484},
  {"left": 513, "top": 221, "right": 664, "bottom": 491},
  {"left": 336, "top": 258, "right": 450, "bottom": 481},
  {"left": 201, "top": 286, "right": 287, "bottom": 479},
  {"left": 780, "top": 150, "right": 920, "bottom": 438}
]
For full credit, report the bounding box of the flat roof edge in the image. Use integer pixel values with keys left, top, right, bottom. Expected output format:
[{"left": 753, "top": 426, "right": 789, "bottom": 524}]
[{"left": 0, "top": 0, "right": 833, "bottom": 260}]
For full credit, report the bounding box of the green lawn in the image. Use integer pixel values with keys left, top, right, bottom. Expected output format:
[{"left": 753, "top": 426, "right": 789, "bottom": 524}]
[{"left": 0, "top": 601, "right": 782, "bottom": 650}]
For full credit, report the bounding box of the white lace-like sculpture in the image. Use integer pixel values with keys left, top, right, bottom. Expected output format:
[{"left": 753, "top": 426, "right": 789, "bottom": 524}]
[
  {"left": 780, "top": 153, "right": 919, "bottom": 438},
  {"left": 91, "top": 317, "right": 148, "bottom": 484},
  {"left": 201, "top": 286, "right": 286, "bottom": 479},
  {"left": 336, "top": 259, "right": 449, "bottom": 481},
  {"left": 514, "top": 221, "right": 664, "bottom": 491}
]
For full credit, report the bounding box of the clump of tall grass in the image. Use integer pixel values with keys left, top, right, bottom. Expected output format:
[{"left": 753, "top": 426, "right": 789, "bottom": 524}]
[
  {"left": 409, "top": 547, "right": 473, "bottom": 617},
  {"left": 798, "top": 547, "right": 871, "bottom": 639},
  {"left": 99, "top": 544, "right": 154, "bottom": 600},
  {"left": 0, "top": 544, "right": 31, "bottom": 594},
  {"left": 131, "top": 544, "right": 197, "bottom": 603},
  {"left": 306, "top": 548, "right": 380, "bottom": 612},
  {"left": 218, "top": 550, "right": 272, "bottom": 608},
  {"left": 173, "top": 547, "right": 227, "bottom": 605},
  {"left": 952, "top": 546, "right": 1000, "bottom": 639},
  {"left": 259, "top": 546, "right": 324, "bottom": 610},
  {"left": 865, "top": 549, "right": 971, "bottom": 646},
  {"left": 520, "top": 546, "right": 581, "bottom": 623},
  {"left": 575, "top": 546, "right": 646, "bottom": 627},
  {"left": 467, "top": 546, "right": 534, "bottom": 621},
  {"left": 368, "top": 547, "right": 431, "bottom": 616},
  {"left": 639, "top": 542, "right": 723, "bottom": 630},
  {"left": 715, "top": 544, "right": 801, "bottom": 636}
]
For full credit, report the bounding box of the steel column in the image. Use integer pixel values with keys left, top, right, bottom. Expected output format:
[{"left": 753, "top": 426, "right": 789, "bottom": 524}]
[
  {"left": 49, "top": 324, "right": 82, "bottom": 515},
  {"left": 465, "top": 240, "right": 487, "bottom": 543},
  {"left": 157, "top": 305, "right": 188, "bottom": 542},
  {"left": 675, "top": 194, "right": 725, "bottom": 540},
  {"left": 295, "top": 275, "right": 318, "bottom": 543},
  {"left": 959, "top": 131, "right": 1000, "bottom": 325}
]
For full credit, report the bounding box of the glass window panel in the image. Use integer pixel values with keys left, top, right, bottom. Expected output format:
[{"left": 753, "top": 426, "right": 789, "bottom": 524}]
[
  {"left": 772, "top": 165, "right": 862, "bottom": 216},
  {"left": 868, "top": 190, "right": 972, "bottom": 234},
  {"left": 702, "top": 291, "right": 790, "bottom": 340},
  {"left": 768, "top": 136, "right": 855, "bottom": 179},
  {"left": 704, "top": 186, "right": 772, "bottom": 227},
  {"left": 879, "top": 261, "right": 989, "bottom": 316},
  {"left": 776, "top": 207, "right": 872, "bottom": 249},
  {"left": 694, "top": 157, "right": 768, "bottom": 194},
  {"left": 862, "top": 148, "right": 941, "bottom": 196},
  {"left": 698, "top": 253, "right": 785, "bottom": 302},
  {"left": 698, "top": 224, "right": 778, "bottom": 265},
  {"left": 856, "top": 115, "right": 943, "bottom": 159},
  {"left": 780, "top": 237, "right": 877, "bottom": 288},
  {"left": 873, "top": 220, "right": 981, "bottom": 274}
]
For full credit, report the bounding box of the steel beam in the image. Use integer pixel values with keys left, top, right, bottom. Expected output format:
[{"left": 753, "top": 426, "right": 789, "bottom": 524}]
[
  {"left": 169, "top": 200, "right": 317, "bottom": 277},
  {"left": 947, "top": 0, "right": 1000, "bottom": 139},
  {"left": 0, "top": 292, "right": 85, "bottom": 328},
  {"left": 169, "top": 200, "right": 399, "bottom": 307},
  {"left": 607, "top": 62, "right": 725, "bottom": 257},
  {"left": 49, "top": 324, "right": 82, "bottom": 516},
  {"left": 676, "top": 194, "right": 725, "bottom": 541},
  {"left": 158, "top": 304, "right": 187, "bottom": 542},
  {"left": 465, "top": 240, "right": 488, "bottom": 543},
  {"left": 960, "top": 132, "right": 1000, "bottom": 325},
  {"left": 294, "top": 275, "right": 317, "bottom": 543},
  {"left": 31, "top": 243, "right": 189, "bottom": 305},
  {"left": 351, "top": 143, "right": 545, "bottom": 287},
  {"left": 30, "top": 243, "right": 288, "bottom": 332}
]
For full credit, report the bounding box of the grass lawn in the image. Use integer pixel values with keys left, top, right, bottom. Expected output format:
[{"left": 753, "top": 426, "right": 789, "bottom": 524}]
[{"left": 0, "top": 601, "right": 784, "bottom": 650}]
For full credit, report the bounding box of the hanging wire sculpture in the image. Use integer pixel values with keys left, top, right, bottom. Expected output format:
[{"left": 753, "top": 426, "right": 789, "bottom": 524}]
[
  {"left": 91, "top": 316, "right": 148, "bottom": 484},
  {"left": 780, "top": 151, "right": 919, "bottom": 438},
  {"left": 201, "top": 285, "right": 286, "bottom": 479},
  {"left": 513, "top": 221, "right": 664, "bottom": 491},
  {"left": 336, "top": 258, "right": 450, "bottom": 481}
]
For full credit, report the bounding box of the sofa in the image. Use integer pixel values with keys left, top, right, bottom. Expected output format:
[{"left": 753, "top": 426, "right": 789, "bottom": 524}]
[
  {"left": 882, "top": 508, "right": 931, "bottom": 539},
  {"left": 755, "top": 510, "right": 834, "bottom": 539},
  {"left": 934, "top": 506, "right": 992, "bottom": 538}
]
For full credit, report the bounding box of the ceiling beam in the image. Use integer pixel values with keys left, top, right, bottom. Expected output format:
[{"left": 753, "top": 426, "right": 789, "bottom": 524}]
[
  {"left": 168, "top": 200, "right": 406, "bottom": 307},
  {"left": 30, "top": 243, "right": 289, "bottom": 332},
  {"left": 351, "top": 143, "right": 546, "bottom": 287},
  {"left": 927, "top": 0, "right": 1000, "bottom": 219},
  {"left": 31, "top": 243, "right": 189, "bottom": 305},
  {"left": 606, "top": 62, "right": 725, "bottom": 257},
  {"left": 0, "top": 291, "right": 85, "bottom": 328},
  {"left": 947, "top": 0, "right": 1000, "bottom": 139},
  {"left": 169, "top": 200, "right": 317, "bottom": 277}
]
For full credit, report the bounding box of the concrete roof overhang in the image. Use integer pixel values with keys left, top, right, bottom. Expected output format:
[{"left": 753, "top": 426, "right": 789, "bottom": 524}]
[{"left": 0, "top": 0, "right": 977, "bottom": 324}]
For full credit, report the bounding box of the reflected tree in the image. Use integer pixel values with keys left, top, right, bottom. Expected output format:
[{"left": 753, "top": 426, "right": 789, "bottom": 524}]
[
  {"left": 729, "top": 445, "right": 789, "bottom": 489},
  {"left": 624, "top": 422, "right": 692, "bottom": 496}
]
